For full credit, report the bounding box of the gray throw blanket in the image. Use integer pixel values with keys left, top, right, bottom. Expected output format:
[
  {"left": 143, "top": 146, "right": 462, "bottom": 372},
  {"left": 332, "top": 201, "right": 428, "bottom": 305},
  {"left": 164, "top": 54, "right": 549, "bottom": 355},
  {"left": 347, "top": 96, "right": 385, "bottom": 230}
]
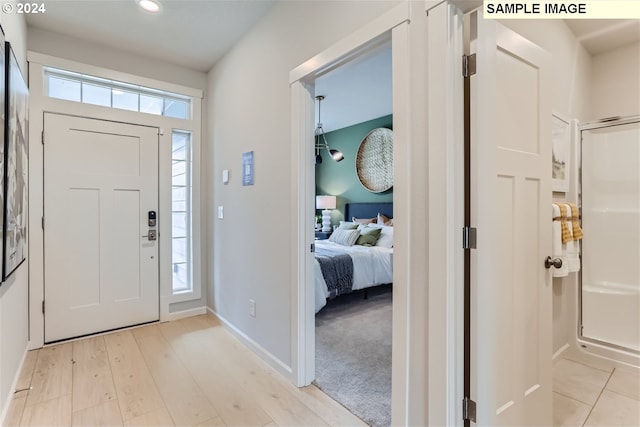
[{"left": 315, "top": 247, "right": 354, "bottom": 298}]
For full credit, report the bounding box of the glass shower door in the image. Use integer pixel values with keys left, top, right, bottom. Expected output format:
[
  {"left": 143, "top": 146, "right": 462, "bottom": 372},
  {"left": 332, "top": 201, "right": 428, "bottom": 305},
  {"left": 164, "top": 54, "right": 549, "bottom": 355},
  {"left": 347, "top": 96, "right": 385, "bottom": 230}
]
[{"left": 580, "top": 119, "right": 640, "bottom": 352}]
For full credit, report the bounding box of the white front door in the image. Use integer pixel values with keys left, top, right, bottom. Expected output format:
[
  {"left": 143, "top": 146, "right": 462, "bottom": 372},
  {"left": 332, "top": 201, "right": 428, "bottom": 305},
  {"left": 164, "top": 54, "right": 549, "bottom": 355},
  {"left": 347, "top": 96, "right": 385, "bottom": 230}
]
[
  {"left": 44, "top": 113, "right": 160, "bottom": 342},
  {"left": 469, "top": 12, "right": 552, "bottom": 426}
]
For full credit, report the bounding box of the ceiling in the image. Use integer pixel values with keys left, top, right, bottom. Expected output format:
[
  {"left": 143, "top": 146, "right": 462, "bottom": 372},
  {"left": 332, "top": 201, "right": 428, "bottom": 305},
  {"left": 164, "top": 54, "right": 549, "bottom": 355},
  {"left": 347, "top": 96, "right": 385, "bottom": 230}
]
[
  {"left": 25, "top": 0, "right": 276, "bottom": 72},
  {"left": 314, "top": 44, "right": 392, "bottom": 133},
  {"left": 25, "top": 4, "right": 638, "bottom": 132},
  {"left": 565, "top": 19, "right": 640, "bottom": 55}
]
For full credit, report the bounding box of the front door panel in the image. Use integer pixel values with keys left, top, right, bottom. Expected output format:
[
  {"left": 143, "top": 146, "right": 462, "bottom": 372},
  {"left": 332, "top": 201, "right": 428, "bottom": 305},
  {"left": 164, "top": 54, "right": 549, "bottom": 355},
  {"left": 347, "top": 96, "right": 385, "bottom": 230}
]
[{"left": 44, "top": 113, "right": 159, "bottom": 342}]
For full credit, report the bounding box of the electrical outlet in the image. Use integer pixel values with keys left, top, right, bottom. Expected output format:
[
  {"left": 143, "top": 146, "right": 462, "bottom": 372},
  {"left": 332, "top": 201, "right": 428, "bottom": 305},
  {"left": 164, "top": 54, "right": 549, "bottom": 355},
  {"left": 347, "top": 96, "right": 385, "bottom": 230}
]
[{"left": 249, "top": 299, "right": 256, "bottom": 317}]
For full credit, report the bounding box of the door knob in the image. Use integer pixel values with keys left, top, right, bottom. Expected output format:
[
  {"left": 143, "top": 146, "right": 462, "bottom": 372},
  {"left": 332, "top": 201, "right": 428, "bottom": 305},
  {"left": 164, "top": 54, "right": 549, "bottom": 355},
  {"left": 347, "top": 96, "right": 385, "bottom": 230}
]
[
  {"left": 545, "top": 256, "right": 562, "bottom": 269},
  {"left": 142, "top": 230, "right": 157, "bottom": 241}
]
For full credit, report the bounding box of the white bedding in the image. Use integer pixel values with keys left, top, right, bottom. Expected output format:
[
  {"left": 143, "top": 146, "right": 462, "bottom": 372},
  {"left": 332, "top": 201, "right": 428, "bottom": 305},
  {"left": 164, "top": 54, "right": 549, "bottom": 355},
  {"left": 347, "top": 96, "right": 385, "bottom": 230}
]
[{"left": 314, "top": 240, "right": 393, "bottom": 313}]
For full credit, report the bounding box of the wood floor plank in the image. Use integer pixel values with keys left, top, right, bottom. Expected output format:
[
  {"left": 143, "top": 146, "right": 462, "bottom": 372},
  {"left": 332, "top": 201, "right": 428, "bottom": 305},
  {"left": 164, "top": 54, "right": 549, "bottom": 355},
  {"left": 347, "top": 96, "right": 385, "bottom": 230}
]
[
  {"left": 295, "top": 385, "right": 368, "bottom": 427},
  {"left": 20, "top": 394, "right": 72, "bottom": 426},
  {"left": 26, "top": 344, "right": 73, "bottom": 407},
  {"left": 158, "top": 318, "right": 273, "bottom": 427},
  {"left": 131, "top": 325, "right": 220, "bottom": 427},
  {"left": 103, "top": 330, "right": 165, "bottom": 421},
  {"left": 123, "top": 407, "right": 175, "bottom": 427},
  {"left": 71, "top": 400, "right": 123, "bottom": 427},
  {"left": 7, "top": 314, "right": 369, "bottom": 427},
  {"left": 198, "top": 315, "right": 366, "bottom": 426},
  {"left": 72, "top": 336, "right": 118, "bottom": 411},
  {"left": 3, "top": 390, "right": 28, "bottom": 426},
  {"left": 194, "top": 416, "right": 227, "bottom": 427},
  {"left": 170, "top": 315, "right": 330, "bottom": 427}
]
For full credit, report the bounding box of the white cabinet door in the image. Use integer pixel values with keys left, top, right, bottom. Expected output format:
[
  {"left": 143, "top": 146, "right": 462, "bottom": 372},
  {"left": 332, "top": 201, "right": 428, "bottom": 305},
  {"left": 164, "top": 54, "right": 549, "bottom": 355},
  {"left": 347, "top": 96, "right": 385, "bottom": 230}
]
[
  {"left": 469, "top": 12, "right": 553, "bottom": 426},
  {"left": 44, "top": 113, "right": 160, "bottom": 342}
]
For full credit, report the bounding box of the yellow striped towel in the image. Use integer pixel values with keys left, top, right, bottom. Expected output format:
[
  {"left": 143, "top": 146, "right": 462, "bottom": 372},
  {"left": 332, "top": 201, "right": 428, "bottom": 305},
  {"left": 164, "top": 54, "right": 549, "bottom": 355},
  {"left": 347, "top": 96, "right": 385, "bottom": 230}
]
[
  {"left": 568, "top": 202, "right": 584, "bottom": 240},
  {"left": 554, "top": 203, "right": 572, "bottom": 243}
]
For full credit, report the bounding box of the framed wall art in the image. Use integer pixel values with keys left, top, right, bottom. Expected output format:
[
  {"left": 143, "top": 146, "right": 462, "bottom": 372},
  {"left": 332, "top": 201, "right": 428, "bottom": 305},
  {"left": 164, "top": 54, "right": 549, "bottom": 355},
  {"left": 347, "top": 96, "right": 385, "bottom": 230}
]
[
  {"left": 3, "top": 41, "right": 28, "bottom": 280},
  {"left": 0, "top": 30, "right": 6, "bottom": 285},
  {"left": 551, "top": 112, "right": 571, "bottom": 193}
]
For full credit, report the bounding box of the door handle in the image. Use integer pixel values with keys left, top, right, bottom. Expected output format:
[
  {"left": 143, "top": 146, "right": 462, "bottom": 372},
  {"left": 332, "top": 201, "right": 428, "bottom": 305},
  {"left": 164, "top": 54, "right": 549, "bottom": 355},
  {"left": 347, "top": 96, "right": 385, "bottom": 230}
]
[
  {"left": 142, "top": 230, "right": 157, "bottom": 241},
  {"left": 544, "top": 256, "right": 562, "bottom": 269}
]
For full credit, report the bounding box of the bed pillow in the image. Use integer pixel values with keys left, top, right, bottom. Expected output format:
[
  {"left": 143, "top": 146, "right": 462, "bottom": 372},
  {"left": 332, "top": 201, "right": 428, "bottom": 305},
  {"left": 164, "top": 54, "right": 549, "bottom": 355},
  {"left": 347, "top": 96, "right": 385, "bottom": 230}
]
[
  {"left": 355, "top": 225, "right": 382, "bottom": 246},
  {"left": 338, "top": 221, "right": 359, "bottom": 230},
  {"left": 352, "top": 216, "right": 376, "bottom": 225},
  {"left": 373, "top": 225, "right": 394, "bottom": 248},
  {"left": 328, "top": 228, "right": 360, "bottom": 246},
  {"left": 377, "top": 213, "right": 393, "bottom": 226}
]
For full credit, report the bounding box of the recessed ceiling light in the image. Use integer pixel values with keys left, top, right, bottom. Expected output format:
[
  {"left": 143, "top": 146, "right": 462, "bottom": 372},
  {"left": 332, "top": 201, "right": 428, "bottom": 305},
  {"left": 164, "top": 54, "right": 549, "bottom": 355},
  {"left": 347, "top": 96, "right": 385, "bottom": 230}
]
[{"left": 137, "top": 0, "right": 161, "bottom": 13}]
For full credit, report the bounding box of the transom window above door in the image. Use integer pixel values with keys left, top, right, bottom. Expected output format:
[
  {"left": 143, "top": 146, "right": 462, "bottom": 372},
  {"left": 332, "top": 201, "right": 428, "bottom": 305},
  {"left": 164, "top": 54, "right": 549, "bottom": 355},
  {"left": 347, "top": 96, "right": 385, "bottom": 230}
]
[{"left": 44, "top": 67, "right": 192, "bottom": 119}]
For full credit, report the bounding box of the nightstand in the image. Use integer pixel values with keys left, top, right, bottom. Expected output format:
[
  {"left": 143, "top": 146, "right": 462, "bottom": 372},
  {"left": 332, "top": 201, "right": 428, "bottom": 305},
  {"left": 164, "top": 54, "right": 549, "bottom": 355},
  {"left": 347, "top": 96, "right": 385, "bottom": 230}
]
[{"left": 315, "top": 231, "right": 332, "bottom": 240}]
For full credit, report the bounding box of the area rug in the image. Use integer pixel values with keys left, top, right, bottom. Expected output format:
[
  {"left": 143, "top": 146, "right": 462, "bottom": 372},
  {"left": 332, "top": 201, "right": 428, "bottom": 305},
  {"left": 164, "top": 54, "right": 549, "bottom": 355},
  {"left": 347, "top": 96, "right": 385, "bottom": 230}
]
[{"left": 314, "top": 285, "right": 392, "bottom": 427}]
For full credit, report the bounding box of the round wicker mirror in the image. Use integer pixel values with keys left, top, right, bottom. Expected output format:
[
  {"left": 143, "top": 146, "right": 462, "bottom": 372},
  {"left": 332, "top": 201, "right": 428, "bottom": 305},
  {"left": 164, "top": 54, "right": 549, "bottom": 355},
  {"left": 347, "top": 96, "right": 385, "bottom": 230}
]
[{"left": 355, "top": 128, "right": 393, "bottom": 193}]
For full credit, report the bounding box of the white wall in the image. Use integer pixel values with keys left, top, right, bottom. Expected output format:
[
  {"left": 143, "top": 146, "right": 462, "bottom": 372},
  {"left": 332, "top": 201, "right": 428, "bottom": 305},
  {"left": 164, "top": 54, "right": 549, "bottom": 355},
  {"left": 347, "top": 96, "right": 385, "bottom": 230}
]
[
  {"left": 206, "top": 0, "right": 400, "bottom": 368},
  {"left": 28, "top": 27, "right": 207, "bottom": 91},
  {"left": 0, "top": 10, "right": 29, "bottom": 422},
  {"left": 590, "top": 42, "right": 640, "bottom": 120}
]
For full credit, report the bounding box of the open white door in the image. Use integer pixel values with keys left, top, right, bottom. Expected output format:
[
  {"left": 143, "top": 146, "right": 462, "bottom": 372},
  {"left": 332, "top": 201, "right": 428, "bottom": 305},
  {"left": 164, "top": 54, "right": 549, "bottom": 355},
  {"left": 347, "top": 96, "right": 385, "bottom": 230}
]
[
  {"left": 44, "top": 113, "right": 160, "bottom": 342},
  {"left": 469, "top": 12, "right": 552, "bottom": 426}
]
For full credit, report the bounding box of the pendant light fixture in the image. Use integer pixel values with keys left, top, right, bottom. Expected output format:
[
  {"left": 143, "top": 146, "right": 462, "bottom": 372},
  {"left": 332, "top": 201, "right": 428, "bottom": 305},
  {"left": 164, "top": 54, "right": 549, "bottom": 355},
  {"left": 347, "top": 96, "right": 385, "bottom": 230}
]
[{"left": 315, "top": 95, "right": 344, "bottom": 164}]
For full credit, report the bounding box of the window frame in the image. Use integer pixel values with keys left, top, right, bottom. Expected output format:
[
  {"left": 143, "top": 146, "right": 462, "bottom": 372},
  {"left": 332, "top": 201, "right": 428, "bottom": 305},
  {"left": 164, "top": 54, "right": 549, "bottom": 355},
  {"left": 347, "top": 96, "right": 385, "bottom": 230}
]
[
  {"left": 171, "top": 130, "right": 194, "bottom": 295},
  {"left": 44, "top": 67, "right": 193, "bottom": 119}
]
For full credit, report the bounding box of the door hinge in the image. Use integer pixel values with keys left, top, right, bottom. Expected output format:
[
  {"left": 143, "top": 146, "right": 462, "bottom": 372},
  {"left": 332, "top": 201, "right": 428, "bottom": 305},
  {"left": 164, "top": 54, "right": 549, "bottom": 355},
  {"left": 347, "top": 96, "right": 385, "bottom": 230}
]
[
  {"left": 42, "top": 300, "right": 45, "bottom": 314},
  {"left": 41, "top": 131, "right": 45, "bottom": 144},
  {"left": 310, "top": 243, "right": 315, "bottom": 253},
  {"left": 463, "top": 54, "right": 477, "bottom": 78},
  {"left": 463, "top": 396, "right": 477, "bottom": 423},
  {"left": 462, "top": 226, "right": 477, "bottom": 249},
  {"left": 41, "top": 216, "right": 44, "bottom": 230}
]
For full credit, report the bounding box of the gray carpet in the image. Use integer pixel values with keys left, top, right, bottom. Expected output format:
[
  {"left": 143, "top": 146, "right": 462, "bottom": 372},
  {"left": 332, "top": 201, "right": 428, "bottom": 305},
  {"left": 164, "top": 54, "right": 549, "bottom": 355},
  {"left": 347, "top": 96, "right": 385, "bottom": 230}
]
[{"left": 314, "top": 285, "right": 392, "bottom": 427}]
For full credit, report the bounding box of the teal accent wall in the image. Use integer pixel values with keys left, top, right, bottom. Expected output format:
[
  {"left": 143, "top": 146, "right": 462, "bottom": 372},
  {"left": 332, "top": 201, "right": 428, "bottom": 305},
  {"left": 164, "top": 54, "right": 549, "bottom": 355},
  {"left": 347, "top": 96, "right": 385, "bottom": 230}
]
[{"left": 315, "top": 115, "right": 393, "bottom": 225}]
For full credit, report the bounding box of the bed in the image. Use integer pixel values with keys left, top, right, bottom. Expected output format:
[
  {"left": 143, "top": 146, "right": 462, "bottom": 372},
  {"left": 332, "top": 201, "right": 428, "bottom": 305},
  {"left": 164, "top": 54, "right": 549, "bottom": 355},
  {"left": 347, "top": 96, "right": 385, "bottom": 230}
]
[{"left": 314, "top": 202, "right": 393, "bottom": 313}]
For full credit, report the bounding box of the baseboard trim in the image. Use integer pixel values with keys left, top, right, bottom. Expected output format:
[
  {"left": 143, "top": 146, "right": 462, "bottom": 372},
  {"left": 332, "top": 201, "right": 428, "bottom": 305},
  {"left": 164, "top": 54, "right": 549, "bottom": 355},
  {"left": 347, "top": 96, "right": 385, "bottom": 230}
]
[
  {"left": 0, "top": 344, "right": 29, "bottom": 426},
  {"left": 165, "top": 306, "right": 207, "bottom": 322},
  {"left": 207, "top": 307, "right": 293, "bottom": 380},
  {"left": 553, "top": 343, "right": 570, "bottom": 361}
]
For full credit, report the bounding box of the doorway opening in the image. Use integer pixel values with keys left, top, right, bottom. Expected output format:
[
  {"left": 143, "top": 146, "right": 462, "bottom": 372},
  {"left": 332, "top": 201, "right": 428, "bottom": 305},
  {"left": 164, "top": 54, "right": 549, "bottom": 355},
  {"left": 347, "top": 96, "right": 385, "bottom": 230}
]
[
  {"left": 311, "top": 42, "right": 393, "bottom": 427},
  {"left": 289, "top": 5, "right": 413, "bottom": 424}
]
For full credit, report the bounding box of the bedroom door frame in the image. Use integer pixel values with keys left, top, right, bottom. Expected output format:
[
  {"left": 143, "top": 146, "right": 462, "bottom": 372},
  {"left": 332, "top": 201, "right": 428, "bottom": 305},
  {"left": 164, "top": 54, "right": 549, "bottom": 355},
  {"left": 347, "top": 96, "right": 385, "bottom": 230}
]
[
  {"left": 289, "top": 0, "right": 410, "bottom": 418},
  {"left": 290, "top": 2, "right": 465, "bottom": 425}
]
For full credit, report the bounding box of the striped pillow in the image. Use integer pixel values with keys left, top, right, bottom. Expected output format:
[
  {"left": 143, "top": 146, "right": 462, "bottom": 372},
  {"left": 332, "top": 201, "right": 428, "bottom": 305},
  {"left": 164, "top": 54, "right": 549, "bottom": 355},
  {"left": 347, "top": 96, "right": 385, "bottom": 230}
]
[{"left": 328, "top": 228, "right": 360, "bottom": 246}]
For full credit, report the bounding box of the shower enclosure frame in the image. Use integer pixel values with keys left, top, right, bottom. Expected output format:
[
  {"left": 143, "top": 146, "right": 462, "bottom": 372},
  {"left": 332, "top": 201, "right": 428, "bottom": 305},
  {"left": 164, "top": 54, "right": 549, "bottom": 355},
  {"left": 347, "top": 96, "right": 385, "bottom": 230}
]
[{"left": 577, "top": 115, "right": 640, "bottom": 368}]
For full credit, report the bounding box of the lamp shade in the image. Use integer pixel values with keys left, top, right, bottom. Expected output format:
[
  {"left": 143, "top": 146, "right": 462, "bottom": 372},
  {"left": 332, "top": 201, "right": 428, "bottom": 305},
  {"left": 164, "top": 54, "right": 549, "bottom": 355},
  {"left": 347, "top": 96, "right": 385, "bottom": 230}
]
[{"left": 316, "top": 195, "right": 336, "bottom": 210}]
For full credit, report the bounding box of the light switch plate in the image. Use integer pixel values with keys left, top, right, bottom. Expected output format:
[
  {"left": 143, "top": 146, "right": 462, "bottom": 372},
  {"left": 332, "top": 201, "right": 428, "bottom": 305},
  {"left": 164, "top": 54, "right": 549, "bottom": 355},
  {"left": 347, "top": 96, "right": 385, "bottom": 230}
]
[
  {"left": 217, "top": 206, "right": 224, "bottom": 219},
  {"left": 222, "top": 169, "right": 229, "bottom": 184}
]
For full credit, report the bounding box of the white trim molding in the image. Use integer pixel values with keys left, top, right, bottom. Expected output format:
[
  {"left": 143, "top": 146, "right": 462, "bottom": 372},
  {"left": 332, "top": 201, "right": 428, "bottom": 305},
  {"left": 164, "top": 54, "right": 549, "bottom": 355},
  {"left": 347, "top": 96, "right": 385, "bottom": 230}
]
[
  {"left": 288, "top": 2, "right": 420, "bottom": 425},
  {"left": 0, "top": 345, "right": 29, "bottom": 425}
]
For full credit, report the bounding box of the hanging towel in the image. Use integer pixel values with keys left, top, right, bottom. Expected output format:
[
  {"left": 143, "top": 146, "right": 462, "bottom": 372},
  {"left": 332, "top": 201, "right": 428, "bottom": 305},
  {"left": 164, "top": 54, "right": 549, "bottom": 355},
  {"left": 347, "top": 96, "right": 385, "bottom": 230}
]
[
  {"left": 567, "top": 202, "right": 584, "bottom": 240},
  {"left": 551, "top": 203, "right": 569, "bottom": 277},
  {"left": 556, "top": 203, "right": 572, "bottom": 243},
  {"left": 563, "top": 206, "right": 581, "bottom": 273}
]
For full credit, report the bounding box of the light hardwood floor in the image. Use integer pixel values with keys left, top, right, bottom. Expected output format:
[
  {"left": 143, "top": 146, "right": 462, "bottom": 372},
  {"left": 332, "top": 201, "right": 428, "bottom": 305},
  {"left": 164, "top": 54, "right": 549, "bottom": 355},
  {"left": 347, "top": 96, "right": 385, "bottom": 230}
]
[{"left": 3, "top": 314, "right": 368, "bottom": 427}]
